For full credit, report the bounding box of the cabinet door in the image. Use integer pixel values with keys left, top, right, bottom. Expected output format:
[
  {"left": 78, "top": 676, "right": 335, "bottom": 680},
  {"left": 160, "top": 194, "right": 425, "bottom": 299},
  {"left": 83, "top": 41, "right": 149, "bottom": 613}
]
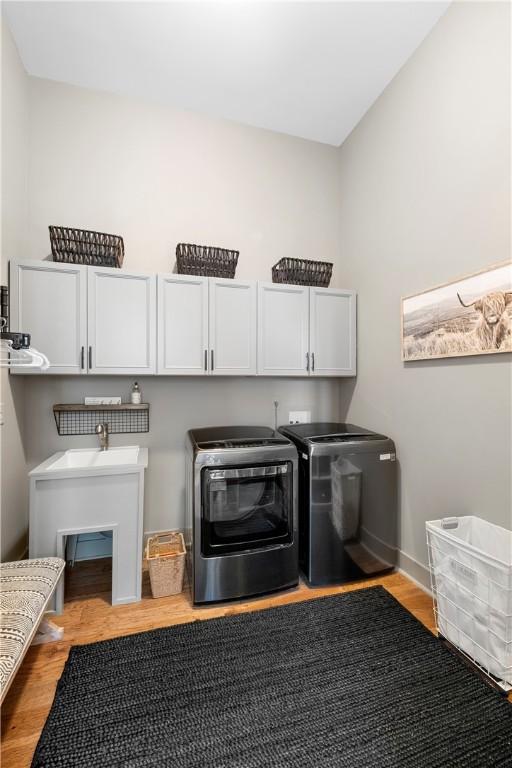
[
  {"left": 257, "top": 282, "right": 309, "bottom": 376},
  {"left": 309, "top": 288, "right": 356, "bottom": 376},
  {"left": 88, "top": 268, "right": 156, "bottom": 374},
  {"left": 9, "top": 260, "right": 87, "bottom": 374},
  {"left": 209, "top": 278, "right": 256, "bottom": 376},
  {"left": 157, "top": 274, "right": 208, "bottom": 375}
]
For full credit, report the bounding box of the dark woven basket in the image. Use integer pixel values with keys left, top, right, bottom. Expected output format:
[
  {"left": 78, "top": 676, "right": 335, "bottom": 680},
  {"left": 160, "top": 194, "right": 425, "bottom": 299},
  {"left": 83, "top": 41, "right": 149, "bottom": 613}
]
[
  {"left": 176, "top": 243, "right": 239, "bottom": 279},
  {"left": 49, "top": 226, "right": 124, "bottom": 268},
  {"left": 272, "top": 257, "right": 333, "bottom": 287}
]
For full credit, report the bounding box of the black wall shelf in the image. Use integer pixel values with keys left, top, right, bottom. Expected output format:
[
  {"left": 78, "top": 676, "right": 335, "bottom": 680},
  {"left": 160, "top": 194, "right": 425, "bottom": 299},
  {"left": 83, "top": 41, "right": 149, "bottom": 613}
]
[{"left": 53, "top": 403, "right": 149, "bottom": 436}]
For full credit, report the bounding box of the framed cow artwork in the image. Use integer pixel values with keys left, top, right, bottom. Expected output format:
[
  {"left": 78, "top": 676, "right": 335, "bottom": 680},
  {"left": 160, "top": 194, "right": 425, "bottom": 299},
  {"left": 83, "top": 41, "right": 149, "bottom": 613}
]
[{"left": 401, "top": 261, "right": 512, "bottom": 361}]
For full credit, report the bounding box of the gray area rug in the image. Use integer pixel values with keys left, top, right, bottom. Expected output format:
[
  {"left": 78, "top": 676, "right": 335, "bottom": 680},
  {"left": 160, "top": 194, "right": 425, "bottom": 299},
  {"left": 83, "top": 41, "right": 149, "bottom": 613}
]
[{"left": 32, "top": 586, "right": 512, "bottom": 767}]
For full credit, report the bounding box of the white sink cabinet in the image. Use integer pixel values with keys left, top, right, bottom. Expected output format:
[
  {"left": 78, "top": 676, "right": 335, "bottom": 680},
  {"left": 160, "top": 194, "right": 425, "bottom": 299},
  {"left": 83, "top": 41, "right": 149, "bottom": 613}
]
[{"left": 29, "top": 446, "right": 148, "bottom": 613}]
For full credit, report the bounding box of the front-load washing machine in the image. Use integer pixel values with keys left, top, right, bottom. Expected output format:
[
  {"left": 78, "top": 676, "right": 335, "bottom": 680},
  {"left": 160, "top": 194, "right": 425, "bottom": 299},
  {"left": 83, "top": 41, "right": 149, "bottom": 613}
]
[{"left": 186, "top": 426, "right": 298, "bottom": 603}]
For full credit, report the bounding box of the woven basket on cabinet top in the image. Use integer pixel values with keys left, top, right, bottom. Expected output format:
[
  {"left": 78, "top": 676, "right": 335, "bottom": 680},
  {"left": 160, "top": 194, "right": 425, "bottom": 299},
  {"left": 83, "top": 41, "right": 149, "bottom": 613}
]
[
  {"left": 272, "top": 257, "right": 332, "bottom": 287},
  {"left": 49, "top": 226, "right": 124, "bottom": 268},
  {"left": 176, "top": 243, "right": 239, "bottom": 279}
]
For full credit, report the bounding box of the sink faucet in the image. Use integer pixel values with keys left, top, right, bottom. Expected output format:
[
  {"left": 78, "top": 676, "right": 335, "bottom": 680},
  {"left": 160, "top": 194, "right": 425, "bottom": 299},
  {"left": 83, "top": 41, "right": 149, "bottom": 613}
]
[{"left": 95, "top": 422, "right": 109, "bottom": 451}]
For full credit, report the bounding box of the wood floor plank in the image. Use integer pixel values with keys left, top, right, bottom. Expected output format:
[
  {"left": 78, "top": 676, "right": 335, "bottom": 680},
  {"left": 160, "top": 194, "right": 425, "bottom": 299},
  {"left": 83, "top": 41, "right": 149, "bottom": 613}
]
[{"left": 1, "top": 562, "right": 504, "bottom": 768}]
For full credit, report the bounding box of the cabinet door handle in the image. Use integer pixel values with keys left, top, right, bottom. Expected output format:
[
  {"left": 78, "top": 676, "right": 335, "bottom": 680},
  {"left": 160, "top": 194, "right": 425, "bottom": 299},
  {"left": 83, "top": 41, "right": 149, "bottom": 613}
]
[
  {"left": 306, "top": 352, "right": 310, "bottom": 371},
  {"left": 211, "top": 349, "right": 214, "bottom": 371},
  {"left": 80, "top": 346, "right": 84, "bottom": 370},
  {"left": 312, "top": 352, "right": 315, "bottom": 372},
  {"left": 204, "top": 349, "right": 207, "bottom": 371},
  {"left": 88, "top": 346, "right": 92, "bottom": 369}
]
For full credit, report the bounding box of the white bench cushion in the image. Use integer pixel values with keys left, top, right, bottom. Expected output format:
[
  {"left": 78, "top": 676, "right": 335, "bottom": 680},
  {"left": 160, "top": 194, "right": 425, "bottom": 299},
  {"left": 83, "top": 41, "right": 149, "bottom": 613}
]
[{"left": 0, "top": 557, "right": 65, "bottom": 701}]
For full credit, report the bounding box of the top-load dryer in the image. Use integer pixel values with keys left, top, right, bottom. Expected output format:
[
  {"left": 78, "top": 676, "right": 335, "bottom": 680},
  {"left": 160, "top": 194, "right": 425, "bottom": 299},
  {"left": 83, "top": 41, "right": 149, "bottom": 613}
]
[{"left": 278, "top": 422, "right": 397, "bottom": 586}]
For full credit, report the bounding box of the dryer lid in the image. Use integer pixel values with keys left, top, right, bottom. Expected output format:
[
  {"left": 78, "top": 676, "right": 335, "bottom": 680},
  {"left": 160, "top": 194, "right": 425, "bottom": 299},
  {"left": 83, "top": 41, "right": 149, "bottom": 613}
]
[
  {"left": 280, "top": 422, "right": 389, "bottom": 445},
  {"left": 309, "top": 434, "right": 386, "bottom": 444},
  {"left": 189, "top": 425, "right": 290, "bottom": 450},
  {"left": 280, "top": 422, "right": 371, "bottom": 438},
  {"left": 197, "top": 437, "right": 290, "bottom": 449}
]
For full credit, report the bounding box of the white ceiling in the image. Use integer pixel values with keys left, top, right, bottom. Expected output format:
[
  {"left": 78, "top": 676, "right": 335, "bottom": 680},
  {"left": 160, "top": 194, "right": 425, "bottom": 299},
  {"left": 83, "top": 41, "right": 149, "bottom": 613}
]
[{"left": 4, "top": 1, "right": 450, "bottom": 146}]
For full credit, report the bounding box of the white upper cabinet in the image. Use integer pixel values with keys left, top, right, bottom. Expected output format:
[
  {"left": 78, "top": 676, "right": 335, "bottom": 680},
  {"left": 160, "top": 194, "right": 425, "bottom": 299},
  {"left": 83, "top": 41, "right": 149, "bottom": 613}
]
[
  {"left": 10, "top": 260, "right": 87, "bottom": 374},
  {"left": 9, "top": 260, "right": 356, "bottom": 378},
  {"left": 209, "top": 278, "right": 256, "bottom": 376},
  {"left": 257, "top": 282, "right": 309, "bottom": 376},
  {"left": 257, "top": 282, "right": 357, "bottom": 377},
  {"left": 309, "top": 288, "right": 356, "bottom": 376},
  {"left": 157, "top": 274, "right": 208, "bottom": 375},
  {"left": 88, "top": 267, "right": 156, "bottom": 374}
]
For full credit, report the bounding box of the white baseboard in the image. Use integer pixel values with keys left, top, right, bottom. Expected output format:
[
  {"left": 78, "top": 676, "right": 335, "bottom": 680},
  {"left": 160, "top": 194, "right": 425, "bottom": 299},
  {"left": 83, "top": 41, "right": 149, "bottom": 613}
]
[
  {"left": 142, "top": 532, "right": 431, "bottom": 597},
  {"left": 144, "top": 528, "right": 432, "bottom": 595},
  {"left": 398, "top": 549, "right": 432, "bottom": 595}
]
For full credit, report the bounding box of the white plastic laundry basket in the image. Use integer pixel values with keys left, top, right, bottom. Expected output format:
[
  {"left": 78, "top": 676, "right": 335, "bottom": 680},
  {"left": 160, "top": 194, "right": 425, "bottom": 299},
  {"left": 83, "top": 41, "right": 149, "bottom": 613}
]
[{"left": 426, "top": 516, "right": 512, "bottom": 688}]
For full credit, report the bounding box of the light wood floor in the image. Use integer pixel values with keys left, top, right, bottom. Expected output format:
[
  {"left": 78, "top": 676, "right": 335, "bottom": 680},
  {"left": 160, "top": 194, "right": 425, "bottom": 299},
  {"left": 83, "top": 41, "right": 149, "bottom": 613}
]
[{"left": 0, "top": 560, "right": 460, "bottom": 767}]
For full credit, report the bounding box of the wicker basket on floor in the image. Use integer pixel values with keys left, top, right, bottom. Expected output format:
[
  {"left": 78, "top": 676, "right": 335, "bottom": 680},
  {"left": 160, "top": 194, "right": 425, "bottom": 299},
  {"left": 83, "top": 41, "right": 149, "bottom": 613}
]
[{"left": 145, "top": 532, "right": 186, "bottom": 598}]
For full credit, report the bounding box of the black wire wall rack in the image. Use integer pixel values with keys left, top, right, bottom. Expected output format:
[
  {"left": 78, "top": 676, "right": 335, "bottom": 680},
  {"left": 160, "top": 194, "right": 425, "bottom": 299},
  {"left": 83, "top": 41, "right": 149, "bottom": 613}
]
[{"left": 53, "top": 403, "right": 149, "bottom": 436}]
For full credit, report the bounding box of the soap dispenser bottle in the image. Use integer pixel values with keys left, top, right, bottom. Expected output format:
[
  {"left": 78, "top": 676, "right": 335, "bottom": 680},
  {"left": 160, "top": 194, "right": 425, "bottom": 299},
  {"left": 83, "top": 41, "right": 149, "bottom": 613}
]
[{"left": 130, "top": 381, "right": 142, "bottom": 405}]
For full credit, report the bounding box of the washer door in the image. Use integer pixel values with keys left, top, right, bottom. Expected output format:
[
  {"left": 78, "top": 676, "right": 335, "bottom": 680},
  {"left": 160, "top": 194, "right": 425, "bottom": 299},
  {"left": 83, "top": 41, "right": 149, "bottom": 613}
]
[{"left": 201, "top": 463, "right": 293, "bottom": 555}]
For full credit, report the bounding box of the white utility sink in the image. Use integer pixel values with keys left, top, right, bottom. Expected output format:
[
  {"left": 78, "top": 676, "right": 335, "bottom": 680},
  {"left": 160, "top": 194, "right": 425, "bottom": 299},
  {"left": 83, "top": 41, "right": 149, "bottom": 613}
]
[
  {"left": 30, "top": 446, "right": 147, "bottom": 476},
  {"left": 29, "top": 445, "right": 148, "bottom": 613},
  {"left": 44, "top": 446, "right": 142, "bottom": 471}
]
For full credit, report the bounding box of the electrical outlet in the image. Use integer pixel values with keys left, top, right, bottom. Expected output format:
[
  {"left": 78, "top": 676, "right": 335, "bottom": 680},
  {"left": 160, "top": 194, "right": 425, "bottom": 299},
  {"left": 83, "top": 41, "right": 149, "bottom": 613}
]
[{"left": 288, "top": 410, "right": 311, "bottom": 424}]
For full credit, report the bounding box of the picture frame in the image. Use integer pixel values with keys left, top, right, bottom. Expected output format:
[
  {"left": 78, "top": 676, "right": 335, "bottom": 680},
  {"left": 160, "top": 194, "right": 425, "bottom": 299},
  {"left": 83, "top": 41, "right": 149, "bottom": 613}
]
[{"left": 401, "top": 261, "right": 512, "bottom": 362}]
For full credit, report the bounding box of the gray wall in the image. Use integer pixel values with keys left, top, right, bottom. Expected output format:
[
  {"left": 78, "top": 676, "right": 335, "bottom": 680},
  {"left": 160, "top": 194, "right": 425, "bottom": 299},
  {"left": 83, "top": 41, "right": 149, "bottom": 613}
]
[
  {"left": 17, "top": 74, "right": 344, "bottom": 539},
  {"left": 26, "top": 77, "right": 341, "bottom": 281},
  {"left": 23, "top": 376, "right": 340, "bottom": 533},
  {"left": 3, "top": 3, "right": 510, "bottom": 586},
  {"left": 0, "top": 18, "right": 29, "bottom": 561},
  {"left": 337, "top": 1, "right": 511, "bottom": 583}
]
